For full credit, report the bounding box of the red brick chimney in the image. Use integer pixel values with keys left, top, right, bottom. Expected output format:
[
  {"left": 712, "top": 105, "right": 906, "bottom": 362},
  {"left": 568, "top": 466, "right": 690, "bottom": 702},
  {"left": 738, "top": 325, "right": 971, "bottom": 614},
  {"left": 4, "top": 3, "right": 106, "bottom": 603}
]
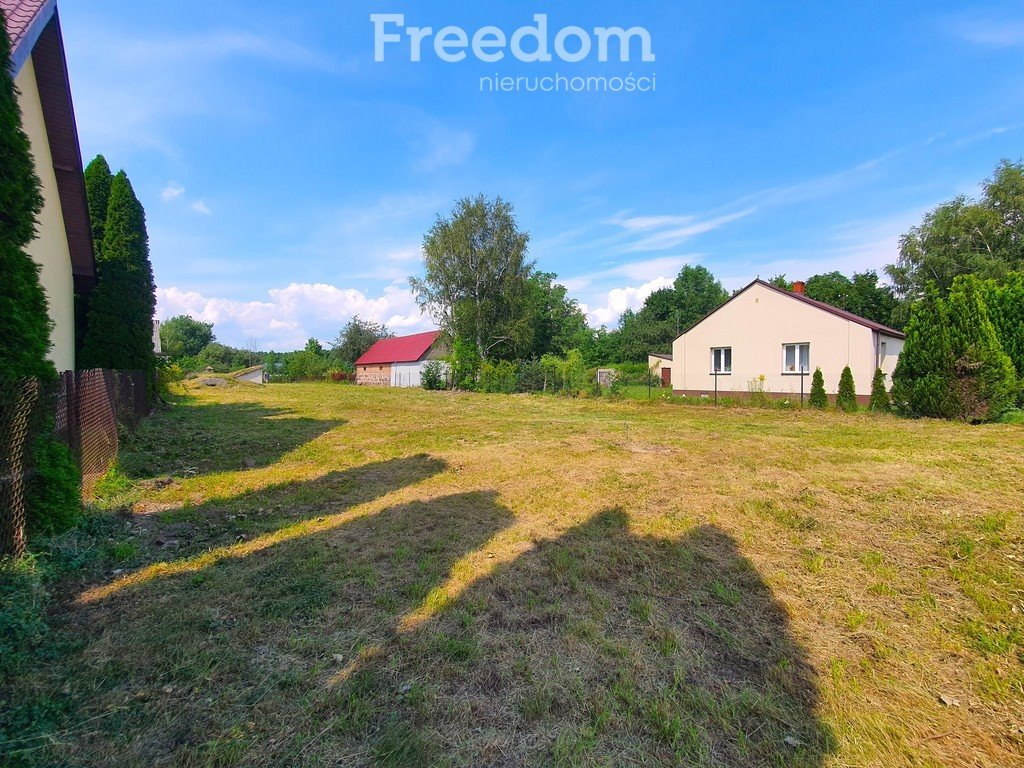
[{"left": 792, "top": 280, "right": 806, "bottom": 295}]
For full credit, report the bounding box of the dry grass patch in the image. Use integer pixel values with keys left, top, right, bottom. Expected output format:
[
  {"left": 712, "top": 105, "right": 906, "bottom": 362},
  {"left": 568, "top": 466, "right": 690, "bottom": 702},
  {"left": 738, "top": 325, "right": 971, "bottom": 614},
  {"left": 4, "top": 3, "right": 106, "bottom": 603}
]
[{"left": 1, "top": 381, "right": 1021, "bottom": 766}]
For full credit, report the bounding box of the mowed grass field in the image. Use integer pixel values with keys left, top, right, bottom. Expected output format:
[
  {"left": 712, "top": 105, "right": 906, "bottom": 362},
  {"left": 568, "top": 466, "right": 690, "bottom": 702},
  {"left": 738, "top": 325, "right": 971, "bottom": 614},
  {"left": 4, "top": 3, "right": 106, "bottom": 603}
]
[{"left": 4, "top": 381, "right": 1023, "bottom": 767}]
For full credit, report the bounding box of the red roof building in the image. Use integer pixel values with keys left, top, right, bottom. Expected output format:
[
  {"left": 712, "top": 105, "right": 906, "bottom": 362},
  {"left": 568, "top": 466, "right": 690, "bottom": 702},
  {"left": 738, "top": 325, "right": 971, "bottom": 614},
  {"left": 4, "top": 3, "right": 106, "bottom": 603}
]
[{"left": 355, "top": 331, "right": 446, "bottom": 387}]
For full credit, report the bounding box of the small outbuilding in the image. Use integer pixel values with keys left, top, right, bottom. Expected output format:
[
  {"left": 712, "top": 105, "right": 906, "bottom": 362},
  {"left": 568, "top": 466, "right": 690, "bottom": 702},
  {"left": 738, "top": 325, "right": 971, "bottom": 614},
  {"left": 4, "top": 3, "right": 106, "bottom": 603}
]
[
  {"left": 648, "top": 353, "right": 672, "bottom": 387},
  {"left": 231, "top": 365, "right": 266, "bottom": 384},
  {"left": 355, "top": 330, "right": 447, "bottom": 388}
]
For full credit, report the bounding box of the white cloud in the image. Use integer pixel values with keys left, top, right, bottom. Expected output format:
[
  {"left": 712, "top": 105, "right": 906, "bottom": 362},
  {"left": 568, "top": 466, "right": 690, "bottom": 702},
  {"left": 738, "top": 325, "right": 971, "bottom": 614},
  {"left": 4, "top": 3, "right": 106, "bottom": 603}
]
[
  {"left": 565, "top": 155, "right": 895, "bottom": 259},
  {"left": 951, "top": 125, "right": 1020, "bottom": 148},
  {"left": 190, "top": 199, "right": 212, "bottom": 215},
  {"left": 156, "top": 281, "right": 429, "bottom": 350},
  {"left": 953, "top": 18, "right": 1024, "bottom": 47},
  {"left": 386, "top": 245, "right": 423, "bottom": 263},
  {"left": 562, "top": 255, "right": 695, "bottom": 291},
  {"left": 617, "top": 209, "right": 756, "bottom": 252},
  {"left": 412, "top": 121, "right": 475, "bottom": 172},
  {"left": 160, "top": 182, "right": 185, "bottom": 202},
  {"left": 579, "top": 277, "right": 674, "bottom": 327},
  {"left": 714, "top": 206, "right": 932, "bottom": 291},
  {"left": 64, "top": 26, "right": 352, "bottom": 155}
]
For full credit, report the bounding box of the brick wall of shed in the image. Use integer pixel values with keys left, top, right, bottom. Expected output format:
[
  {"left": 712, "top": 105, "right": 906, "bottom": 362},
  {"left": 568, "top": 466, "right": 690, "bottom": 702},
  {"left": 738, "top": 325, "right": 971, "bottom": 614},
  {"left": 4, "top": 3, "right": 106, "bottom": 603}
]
[{"left": 356, "top": 364, "right": 392, "bottom": 386}]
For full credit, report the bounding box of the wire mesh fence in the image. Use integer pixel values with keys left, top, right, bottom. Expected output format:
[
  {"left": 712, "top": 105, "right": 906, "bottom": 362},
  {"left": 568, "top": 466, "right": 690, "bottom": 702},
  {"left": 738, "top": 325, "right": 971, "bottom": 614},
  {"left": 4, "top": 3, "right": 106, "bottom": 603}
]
[
  {"left": 675, "top": 369, "right": 877, "bottom": 406},
  {"left": 0, "top": 379, "right": 44, "bottom": 557},
  {"left": 0, "top": 369, "right": 151, "bottom": 556}
]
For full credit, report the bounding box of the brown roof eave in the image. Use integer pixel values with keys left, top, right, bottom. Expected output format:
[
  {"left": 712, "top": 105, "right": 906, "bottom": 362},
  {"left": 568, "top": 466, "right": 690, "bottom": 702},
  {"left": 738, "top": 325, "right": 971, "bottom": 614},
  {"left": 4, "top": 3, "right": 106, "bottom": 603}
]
[{"left": 31, "top": 10, "right": 96, "bottom": 293}]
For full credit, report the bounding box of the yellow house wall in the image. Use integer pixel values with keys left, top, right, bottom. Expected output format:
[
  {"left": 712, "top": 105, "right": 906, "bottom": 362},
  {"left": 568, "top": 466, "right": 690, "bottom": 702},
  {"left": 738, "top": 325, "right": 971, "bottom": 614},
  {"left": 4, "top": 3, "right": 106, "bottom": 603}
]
[
  {"left": 15, "top": 59, "right": 76, "bottom": 373},
  {"left": 647, "top": 356, "right": 666, "bottom": 376},
  {"left": 671, "top": 283, "right": 892, "bottom": 396}
]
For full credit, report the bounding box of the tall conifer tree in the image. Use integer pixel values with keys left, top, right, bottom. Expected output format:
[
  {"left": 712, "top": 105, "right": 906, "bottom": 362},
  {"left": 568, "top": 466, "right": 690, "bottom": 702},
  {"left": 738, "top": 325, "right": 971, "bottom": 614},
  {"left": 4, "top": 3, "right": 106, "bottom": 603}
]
[
  {"left": 79, "top": 171, "right": 157, "bottom": 371},
  {"left": 0, "top": 8, "right": 53, "bottom": 381},
  {"left": 891, "top": 287, "right": 957, "bottom": 418},
  {"left": 83, "top": 154, "right": 113, "bottom": 256},
  {"left": 978, "top": 274, "right": 1024, "bottom": 389}
]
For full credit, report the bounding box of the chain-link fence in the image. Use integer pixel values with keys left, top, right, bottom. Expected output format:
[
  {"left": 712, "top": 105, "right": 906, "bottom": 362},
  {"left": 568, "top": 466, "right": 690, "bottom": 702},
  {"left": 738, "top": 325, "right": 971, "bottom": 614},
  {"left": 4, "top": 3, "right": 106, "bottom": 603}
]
[
  {"left": 0, "top": 369, "right": 150, "bottom": 556},
  {"left": 679, "top": 369, "right": 877, "bottom": 406},
  {"left": 0, "top": 379, "right": 45, "bottom": 557}
]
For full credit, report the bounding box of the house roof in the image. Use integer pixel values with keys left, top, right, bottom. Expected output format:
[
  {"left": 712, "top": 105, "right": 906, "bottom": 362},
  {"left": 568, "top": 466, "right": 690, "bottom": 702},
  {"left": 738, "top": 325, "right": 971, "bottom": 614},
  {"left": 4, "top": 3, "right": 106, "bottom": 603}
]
[
  {"left": 228, "top": 365, "right": 264, "bottom": 378},
  {"left": 356, "top": 331, "right": 443, "bottom": 366},
  {"left": 2, "top": 0, "right": 54, "bottom": 73},
  {"left": 649, "top": 353, "right": 673, "bottom": 361},
  {"left": 680, "top": 279, "right": 906, "bottom": 340},
  {"left": 3, "top": 2, "right": 96, "bottom": 293}
]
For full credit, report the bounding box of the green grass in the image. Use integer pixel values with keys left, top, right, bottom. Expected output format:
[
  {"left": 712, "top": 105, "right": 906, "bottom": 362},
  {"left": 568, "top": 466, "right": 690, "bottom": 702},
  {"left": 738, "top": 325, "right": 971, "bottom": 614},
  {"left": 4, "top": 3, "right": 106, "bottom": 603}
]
[{"left": 1, "top": 379, "right": 1021, "bottom": 767}]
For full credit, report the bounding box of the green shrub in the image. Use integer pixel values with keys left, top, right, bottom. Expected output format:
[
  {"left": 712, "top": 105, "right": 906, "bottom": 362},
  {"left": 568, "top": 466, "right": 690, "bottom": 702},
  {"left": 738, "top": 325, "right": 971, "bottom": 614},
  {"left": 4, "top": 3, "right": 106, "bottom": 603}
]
[
  {"left": 539, "top": 354, "right": 564, "bottom": 392},
  {"left": 808, "top": 368, "right": 828, "bottom": 409},
  {"left": 837, "top": 366, "right": 857, "bottom": 412},
  {"left": 978, "top": 273, "right": 1024, "bottom": 390},
  {"left": 869, "top": 368, "right": 890, "bottom": 413},
  {"left": 421, "top": 361, "right": 447, "bottom": 391},
  {"left": 561, "top": 349, "right": 588, "bottom": 395},
  {"left": 26, "top": 435, "right": 80, "bottom": 535},
  {"left": 284, "top": 350, "right": 329, "bottom": 381},
  {"left": 516, "top": 358, "right": 544, "bottom": 392},
  {"left": 608, "top": 362, "right": 653, "bottom": 385},
  {"left": 891, "top": 287, "right": 958, "bottom": 418},
  {"left": 0, "top": 555, "right": 48, "bottom": 683},
  {"left": 479, "top": 360, "right": 518, "bottom": 393},
  {"left": 449, "top": 337, "right": 480, "bottom": 390},
  {"left": 946, "top": 275, "right": 1018, "bottom": 422}
]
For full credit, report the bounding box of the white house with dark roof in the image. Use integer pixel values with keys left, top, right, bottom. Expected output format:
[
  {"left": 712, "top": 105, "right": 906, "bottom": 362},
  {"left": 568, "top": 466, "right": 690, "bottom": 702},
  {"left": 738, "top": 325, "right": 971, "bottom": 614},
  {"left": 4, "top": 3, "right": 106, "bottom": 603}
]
[{"left": 669, "top": 280, "right": 905, "bottom": 403}]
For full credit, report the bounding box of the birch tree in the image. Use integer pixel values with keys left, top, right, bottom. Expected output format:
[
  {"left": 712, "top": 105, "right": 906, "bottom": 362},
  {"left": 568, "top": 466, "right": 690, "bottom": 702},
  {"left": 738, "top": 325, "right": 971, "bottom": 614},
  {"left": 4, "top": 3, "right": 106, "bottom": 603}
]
[{"left": 411, "top": 195, "right": 532, "bottom": 360}]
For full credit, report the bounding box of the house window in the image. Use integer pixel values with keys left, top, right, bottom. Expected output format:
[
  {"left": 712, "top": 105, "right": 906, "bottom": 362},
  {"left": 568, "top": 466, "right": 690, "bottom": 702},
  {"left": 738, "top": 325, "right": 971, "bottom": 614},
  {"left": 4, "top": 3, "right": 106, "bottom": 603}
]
[
  {"left": 783, "top": 343, "right": 810, "bottom": 373},
  {"left": 711, "top": 347, "right": 732, "bottom": 374}
]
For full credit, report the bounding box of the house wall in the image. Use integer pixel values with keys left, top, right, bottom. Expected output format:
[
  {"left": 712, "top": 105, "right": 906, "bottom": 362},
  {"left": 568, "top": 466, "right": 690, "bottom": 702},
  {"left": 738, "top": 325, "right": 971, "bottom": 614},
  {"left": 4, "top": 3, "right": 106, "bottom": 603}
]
[
  {"left": 237, "top": 369, "right": 264, "bottom": 384},
  {"left": 648, "top": 356, "right": 671, "bottom": 386},
  {"left": 16, "top": 58, "right": 76, "bottom": 373},
  {"left": 356, "top": 363, "right": 392, "bottom": 386},
  {"left": 671, "top": 282, "right": 887, "bottom": 397},
  {"left": 877, "top": 334, "right": 904, "bottom": 384},
  {"left": 391, "top": 361, "right": 436, "bottom": 388}
]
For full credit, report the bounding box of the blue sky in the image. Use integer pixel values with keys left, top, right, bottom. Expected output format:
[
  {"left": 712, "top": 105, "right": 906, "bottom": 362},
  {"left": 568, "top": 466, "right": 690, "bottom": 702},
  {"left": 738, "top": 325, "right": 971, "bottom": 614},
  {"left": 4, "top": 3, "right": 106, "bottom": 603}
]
[{"left": 59, "top": 1, "right": 1024, "bottom": 350}]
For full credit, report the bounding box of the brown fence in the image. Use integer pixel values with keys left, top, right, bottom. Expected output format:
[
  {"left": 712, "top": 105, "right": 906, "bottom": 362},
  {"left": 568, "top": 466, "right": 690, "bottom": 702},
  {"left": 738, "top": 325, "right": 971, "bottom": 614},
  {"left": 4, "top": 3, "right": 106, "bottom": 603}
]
[{"left": 0, "top": 369, "right": 150, "bottom": 556}]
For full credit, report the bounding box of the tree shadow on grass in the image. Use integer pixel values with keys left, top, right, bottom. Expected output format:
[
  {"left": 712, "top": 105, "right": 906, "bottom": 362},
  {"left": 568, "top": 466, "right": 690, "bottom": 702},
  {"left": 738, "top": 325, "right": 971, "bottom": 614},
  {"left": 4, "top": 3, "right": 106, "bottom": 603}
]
[
  {"left": 117, "top": 400, "right": 345, "bottom": 479},
  {"left": 320, "top": 509, "right": 836, "bottom": 767},
  {"left": 17, "top": 489, "right": 514, "bottom": 767},
  {"left": 12, "top": 500, "right": 834, "bottom": 767},
  {"left": 75, "top": 454, "right": 450, "bottom": 602}
]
